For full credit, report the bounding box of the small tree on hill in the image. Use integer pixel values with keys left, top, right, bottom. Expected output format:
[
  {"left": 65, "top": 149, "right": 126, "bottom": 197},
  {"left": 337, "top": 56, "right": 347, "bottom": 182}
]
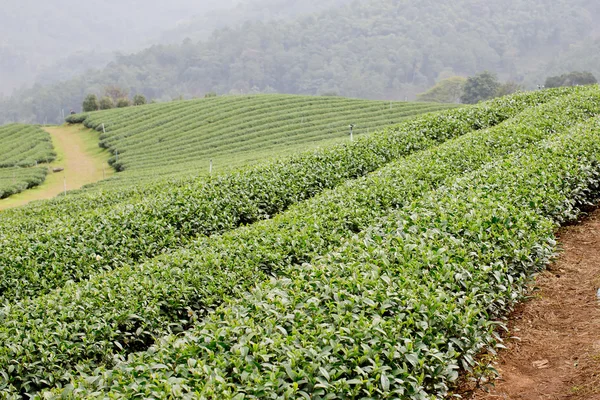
[
  {"left": 496, "top": 81, "right": 523, "bottom": 97},
  {"left": 204, "top": 92, "right": 217, "bottom": 98},
  {"left": 116, "top": 98, "right": 131, "bottom": 108},
  {"left": 460, "top": 71, "right": 500, "bottom": 104},
  {"left": 82, "top": 94, "right": 100, "bottom": 112},
  {"left": 545, "top": 71, "right": 597, "bottom": 88},
  {"left": 133, "top": 94, "right": 147, "bottom": 106},
  {"left": 104, "top": 86, "right": 129, "bottom": 103},
  {"left": 99, "top": 96, "right": 114, "bottom": 110},
  {"left": 417, "top": 76, "right": 466, "bottom": 103}
]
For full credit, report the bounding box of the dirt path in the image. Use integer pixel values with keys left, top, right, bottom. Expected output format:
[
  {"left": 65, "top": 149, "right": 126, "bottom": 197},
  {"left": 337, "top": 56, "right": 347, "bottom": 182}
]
[
  {"left": 467, "top": 209, "right": 600, "bottom": 400},
  {"left": 0, "top": 124, "right": 113, "bottom": 210}
]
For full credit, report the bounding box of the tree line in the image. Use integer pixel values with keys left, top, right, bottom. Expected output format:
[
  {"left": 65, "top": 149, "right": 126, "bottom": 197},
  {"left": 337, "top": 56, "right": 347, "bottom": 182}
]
[{"left": 417, "top": 70, "right": 597, "bottom": 104}]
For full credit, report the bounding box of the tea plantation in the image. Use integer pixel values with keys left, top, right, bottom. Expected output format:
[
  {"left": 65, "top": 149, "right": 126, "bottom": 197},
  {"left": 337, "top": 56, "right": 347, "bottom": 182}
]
[
  {"left": 0, "top": 124, "right": 55, "bottom": 198},
  {"left": 1, "top": 87, "right": 599, "bottom": 399}
]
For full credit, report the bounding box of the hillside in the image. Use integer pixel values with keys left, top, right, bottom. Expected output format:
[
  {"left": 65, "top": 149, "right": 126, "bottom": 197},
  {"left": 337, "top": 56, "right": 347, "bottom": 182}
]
[
  {"left": 67, "top": 95, "right": 453, "bottom": 181},
  {"left": 2, "top": 0, "right": 599, "bottom": 124},
  {"left": 0, "top": 124, "right": 55, "bottom": 198},
  {"left": 1, "top": 86, "right": 600, "bottom": 398}
]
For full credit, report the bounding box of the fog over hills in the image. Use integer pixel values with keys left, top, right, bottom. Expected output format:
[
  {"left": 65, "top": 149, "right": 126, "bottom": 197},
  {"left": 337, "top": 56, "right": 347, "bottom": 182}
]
[
  {"left": 2, "top": 0, "right": 600, "bottom": 124},
  {"left": 0, "top": 0, "right": 241, "bottom": 94}
]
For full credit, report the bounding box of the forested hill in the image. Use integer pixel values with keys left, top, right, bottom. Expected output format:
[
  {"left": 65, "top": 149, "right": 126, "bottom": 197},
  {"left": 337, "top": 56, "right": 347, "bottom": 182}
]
[{"left": 2, "top": 0, "right": 599, "bottom": 124}]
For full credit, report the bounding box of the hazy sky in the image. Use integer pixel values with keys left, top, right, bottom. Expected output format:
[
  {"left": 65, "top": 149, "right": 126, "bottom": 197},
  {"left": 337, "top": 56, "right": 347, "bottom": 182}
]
[{"left": 0, "top": 0, "right": 244, "bottom": 94}]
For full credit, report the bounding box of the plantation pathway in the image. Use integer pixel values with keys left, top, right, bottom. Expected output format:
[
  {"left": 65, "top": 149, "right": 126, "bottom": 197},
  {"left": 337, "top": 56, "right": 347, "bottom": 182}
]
[
  {"left": 467, "top": 208, "right": 600, "bottom": 400},
  {"left": 0, "top": 124, "right": 113, "bottom": 210}
]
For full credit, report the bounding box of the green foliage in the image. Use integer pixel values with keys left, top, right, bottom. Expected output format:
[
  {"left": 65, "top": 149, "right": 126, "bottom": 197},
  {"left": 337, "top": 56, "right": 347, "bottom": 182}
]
[
  {"left": 496, "top": 81, "right": 524, "bottom": 97},
  {"left": 0, "top": 89, "right": 585, "bottom": 398},
  {"left": 31, "top": 87, "right": 600, "bottom": 399},
  {"left": 416, "top": 76, "right": 466, "bottom": 103},
  {"left": 0, "top": 166, "right": 48, "bottom": 199},
  {"left": 82, "top": 94, "right": 99, "bottom": 112},
  {"left": 99, "top": 96, "right": 114, "bottom": 110},
  {"left": 132, "top": 94, "right": 147, "bottom": 105},
  {"left": 0, "top": 124, "right": 55, "bottom": 168},
  {"left": 0, "top": 96, "right": 454, "bottom": 237},
  {"left": 116, "top": 98, "right": 131, "bottom": 108},
  {"left": 461, "top": 71, "right": 500, "bottom": 104},
  {"left": 0, "top": 100, "right": 467, "bottom": 305},
  {"left": 204, "top": 91, "right": 217, "bottom": 98},
  {"left": 544, "top": 71, "right": 598, "bottom": 88},
  {"left": 78, "top": 95, "right": 452, "bottom": 172},
  {"left": 0, "top": 124, "right": 54, "bottom": 200}
]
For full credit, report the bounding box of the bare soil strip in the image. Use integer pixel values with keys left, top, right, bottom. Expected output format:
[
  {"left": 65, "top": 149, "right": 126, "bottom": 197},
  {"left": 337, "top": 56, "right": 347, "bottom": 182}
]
[
  {"left": 467, "top": 208, "right": 600, "bottom": 400},
  {"left": 0, "top": 124, "right": 113, "bottom": 211}
]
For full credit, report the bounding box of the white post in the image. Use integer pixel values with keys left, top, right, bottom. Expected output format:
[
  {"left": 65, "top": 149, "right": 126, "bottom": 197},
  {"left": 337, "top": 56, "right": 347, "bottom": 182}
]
[
  {"left": 102, "top": 123, "right": 106, "bottom": 134},
  {"left": 209, "top": 159, "right": 213, "bottom": 175}
]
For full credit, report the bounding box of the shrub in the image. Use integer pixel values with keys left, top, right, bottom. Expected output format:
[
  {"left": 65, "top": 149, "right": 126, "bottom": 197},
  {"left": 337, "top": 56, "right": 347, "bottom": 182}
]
[
  {"left": 545, "top": 71, "right": 598, "bottom": 88},
  {"left": 82, "top": 94, "right": 99, "bottom": 112},
  {"left": 99, "top": 96, "right": 114, "bottom": 110},
  {"left": 133, "top": 94, "right": 147, "bottom": 105},
  {"left": 116, "top": 98, "right": 131, "bottom": 108}
]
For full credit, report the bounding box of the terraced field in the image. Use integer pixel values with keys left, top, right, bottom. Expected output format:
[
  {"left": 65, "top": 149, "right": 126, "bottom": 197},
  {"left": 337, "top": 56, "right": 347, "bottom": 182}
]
[
  {"left": 0, "top": 124, "right": 55, "bottom": 198},
  {"left": 67, "top": 95, "right": 454, "bottom": 179},
  {"left": 2, "top": 87, "right": 600, "bottom": 399}
]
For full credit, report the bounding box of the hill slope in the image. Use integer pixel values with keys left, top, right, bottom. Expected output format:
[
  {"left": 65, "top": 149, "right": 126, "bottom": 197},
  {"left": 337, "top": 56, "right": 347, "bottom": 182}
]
[
  {"left": 1, "top": 87, "right": 598, "bottom": 398},
  {"left": 68, "top": 95, "right": 454, "bottom": 181},
  {"left": 0, "top": 124, "right": 55, "bottom": 198}
]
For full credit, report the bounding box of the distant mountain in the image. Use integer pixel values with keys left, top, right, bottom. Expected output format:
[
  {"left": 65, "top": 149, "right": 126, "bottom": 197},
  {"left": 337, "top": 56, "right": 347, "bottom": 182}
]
[
  {"left": 0, "top": 0, "right": 241, "bottom": 95},
  {"left": 2, "top": 0, "right": 599, "bottom": 124}
]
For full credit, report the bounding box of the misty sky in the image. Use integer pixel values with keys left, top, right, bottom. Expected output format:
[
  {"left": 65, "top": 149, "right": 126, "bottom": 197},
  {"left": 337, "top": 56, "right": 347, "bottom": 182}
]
[{"left": 0, "top": 0, "right": 244, "bottom": 94}]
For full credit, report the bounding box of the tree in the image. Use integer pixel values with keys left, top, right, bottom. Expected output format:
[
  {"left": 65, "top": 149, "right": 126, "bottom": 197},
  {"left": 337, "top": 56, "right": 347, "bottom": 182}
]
[
  {"left": 99, "top": 96, "right": 114, "bottom": 110},
  {"left": 496, "top": 81, "right": 524, "bottom": 97},
  {"left": 104, "top": 86, "right": 129, "bottom": 103},
  {"left": 116, "top": 98, "right": 131, "bottom": 108},
  {"left": 82, "top": 94, "right": 99, "bottom": 112},
  {"left": 544, "top": 71, "right": 597, "bottom": 88},
  {"left": 133, "top": 94, "right": 147, "bottom": 105},
  {"left": 460, "top": 71, "right": 500, "bottom": 104},
  {"left": 204, "top": 92, "right": 217, "bottom": 98},
  {"left": 416, "top": 76, "right": 466, "bottom": 103}
]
